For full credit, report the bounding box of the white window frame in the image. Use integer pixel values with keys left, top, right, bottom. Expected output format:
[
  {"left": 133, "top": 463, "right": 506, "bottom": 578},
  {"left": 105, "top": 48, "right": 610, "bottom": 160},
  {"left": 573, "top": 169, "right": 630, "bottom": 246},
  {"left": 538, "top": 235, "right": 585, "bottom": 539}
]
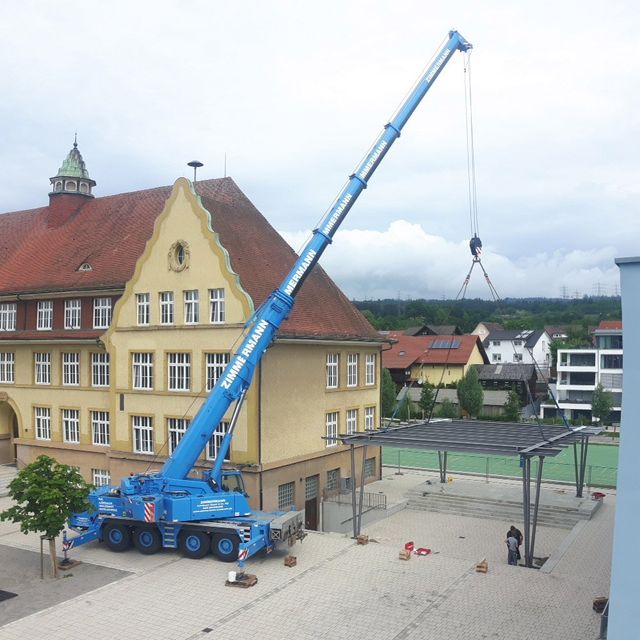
[
  {"left": 326, "top": 411, "right": 339, "bottom": 447},
  {"left": 513, "top": 353, "right": 523, "bottom": 363},
  {"left": 168, "top": 353, "right": 191, "bottom": 391},
  {"left": 0, "top": 352, "right": 14, "bottom": 384},
  {"left": 159, "top": 291, "right": 174, "bottom": 325},
  {"left": 136, "top": 293, "right": 150, "bottom": 326},
  {"left": 35, "top": 352, "right": 51, "bottom": 385},
  {"left": 209, "top": 288, "right": 225, "bottom": 324},
  {"left": 206, "top": 352, "right": 230, "bottom": 391},
  {"left": 492, "top": 353, "right": 502, "bottom": 363},
  {"left": 64, "top": 299, "right": 81, "bottom": 329},
  {"left": 62, "top": 408, "right": 80, "bottom": 443},
  {"left": 347, "top": 353, "right": 358, "bottom": 387},
  {"left": 91, "top": 352, "right": 110, "bottom": 387},
  {"left": 365, "top": 353, "right": 376, "bottom": 386},
  {"left": 91, "top": 410, "right": 110, "bottom": 446},
  {"left": 35, "top": 407, "right": 51, "bottom": 440},
  {"left": 326, "top": 353, "right": 339, "bottom": 389},
  {"left": 207, "top": 421, "right": 230, "bottom": 461},
  {"left": 92, "top": 468, "right": 111, "bottom": 487},
  {"left": 132, "top": 353, "right": 153, "bottom": 390},
  {"left": 93, "top": 297, "right": 112, "bottom": 329},
  {"left": 167, "top": 417, "right": 190, "bottom": 454},
  {"left": 184, "top": 290, "right": 199, "bottom": 325},
  {"left": 0, "top": 303, "right": 16, "bottom": 331},
  {"left": 132, "top": 415, "right": 154, "bottom": 454},
  {"left": 37, "top": 300, "right": 53, "bottom": 331},
  {"left": 62, "top": 352, "right": 80, "bottom": 386},
  {"left": 364, "top": 406, "right": 375, "bottom": 430},
  {"left": 346, "top": 408, "right": 358, "bottom": 435}
]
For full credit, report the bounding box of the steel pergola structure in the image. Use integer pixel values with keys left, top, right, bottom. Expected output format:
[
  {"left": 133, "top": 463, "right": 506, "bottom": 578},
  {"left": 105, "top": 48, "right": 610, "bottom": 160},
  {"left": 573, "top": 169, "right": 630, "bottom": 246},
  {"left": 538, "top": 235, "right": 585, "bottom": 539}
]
[{"left": 339, "top": 418, "right": 600, "bottom": 568}]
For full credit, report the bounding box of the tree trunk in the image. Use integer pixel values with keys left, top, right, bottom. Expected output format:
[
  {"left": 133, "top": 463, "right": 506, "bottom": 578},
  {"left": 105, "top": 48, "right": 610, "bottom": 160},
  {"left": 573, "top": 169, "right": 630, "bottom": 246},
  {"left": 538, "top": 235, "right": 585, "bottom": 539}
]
[{"left": 48, "top": 537, "right": 58, "bottom": 578}]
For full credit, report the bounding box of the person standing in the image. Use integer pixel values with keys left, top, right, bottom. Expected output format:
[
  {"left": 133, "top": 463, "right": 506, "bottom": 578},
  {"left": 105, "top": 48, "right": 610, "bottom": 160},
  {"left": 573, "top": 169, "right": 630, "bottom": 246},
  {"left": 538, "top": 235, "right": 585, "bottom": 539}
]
[
  {"left": 506, "top": 525, "right": 523, "bottom": 562},
  {"left": 506, "top": 533, "right": 518, "bottom": 566}
]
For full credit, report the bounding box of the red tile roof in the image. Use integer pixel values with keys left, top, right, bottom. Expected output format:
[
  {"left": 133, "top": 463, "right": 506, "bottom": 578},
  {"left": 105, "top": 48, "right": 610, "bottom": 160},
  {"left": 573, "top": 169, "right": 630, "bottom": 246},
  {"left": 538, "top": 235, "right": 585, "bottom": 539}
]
[
  {"left": 597, "top": 320, "right": 622, "bottom": 330},
  {"left": 0, "top": 178, "right": 379, "bottom": 341},
  {"left": 382, "top": 333, "right": 487, "bottom": 369}
]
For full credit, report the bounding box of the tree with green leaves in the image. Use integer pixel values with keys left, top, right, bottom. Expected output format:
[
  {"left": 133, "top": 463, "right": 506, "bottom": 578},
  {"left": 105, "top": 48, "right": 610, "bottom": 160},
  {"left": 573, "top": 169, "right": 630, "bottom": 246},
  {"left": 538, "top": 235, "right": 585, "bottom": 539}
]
[
  {"left": 435, "top": 398, "right": 458, "bottom": 419},
  {"left": 456, "top": 367, "right": 484, "bottom": 418},
  {"left": 503, "top": 389, "right": 522, "bottom": 422},
  {"left": 381, "top": 368, "right": 397, "bottom": 418},
  {"left": 0, "top": 455, "right": 93, "bottom": 577},
  {"left": 591, "top": 383, "right": 614, "bottom": 426},
  {"left": 418, "top": 382, "right": 436, "bottom": 418}
]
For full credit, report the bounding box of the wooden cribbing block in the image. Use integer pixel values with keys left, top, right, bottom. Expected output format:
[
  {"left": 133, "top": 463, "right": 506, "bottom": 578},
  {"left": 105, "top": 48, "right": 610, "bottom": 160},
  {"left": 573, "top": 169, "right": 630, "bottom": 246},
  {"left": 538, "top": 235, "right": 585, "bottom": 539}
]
[
  {"left": 225, "top": 573, "right": 258, "bottom": 588},
  {"left": 399, "top": 549, "right": 411, "bottom": 561},
  {"left": 475, "top": 559, "right": 488, "bottom": 573},
  {"left": 357, "top": 534, "right": 369, "bottom": 545},
  {"left": 284, "top": 555, "right": 297, "bottom": 567}
]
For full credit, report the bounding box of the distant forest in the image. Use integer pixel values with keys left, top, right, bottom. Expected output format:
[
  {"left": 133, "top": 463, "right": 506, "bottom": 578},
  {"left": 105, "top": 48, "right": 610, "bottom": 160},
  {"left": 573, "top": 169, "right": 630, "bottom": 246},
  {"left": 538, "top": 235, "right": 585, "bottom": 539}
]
[{"left": 354, "top": 297, "right": 622, "bottom": 335}]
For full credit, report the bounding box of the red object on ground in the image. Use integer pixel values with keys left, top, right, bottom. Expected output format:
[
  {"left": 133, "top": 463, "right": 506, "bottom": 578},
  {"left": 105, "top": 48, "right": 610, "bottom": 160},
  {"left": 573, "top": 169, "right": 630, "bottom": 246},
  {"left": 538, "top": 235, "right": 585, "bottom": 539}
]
[
  {"left": 415, "top": 548, "right": 431, "bottom": 556},
  {"left": 592, "top": 492, "right": 606, "bottom": 500},
  {"left": 404, "top": 541, "right": 414, "bottom": 552}
]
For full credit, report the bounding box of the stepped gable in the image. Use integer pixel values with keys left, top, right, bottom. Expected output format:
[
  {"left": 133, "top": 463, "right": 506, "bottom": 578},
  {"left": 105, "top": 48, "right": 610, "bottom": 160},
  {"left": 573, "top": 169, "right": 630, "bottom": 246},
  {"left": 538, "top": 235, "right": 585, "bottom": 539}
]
[{"left": 0, "top": 177, "right": 379, "bottom": 341}]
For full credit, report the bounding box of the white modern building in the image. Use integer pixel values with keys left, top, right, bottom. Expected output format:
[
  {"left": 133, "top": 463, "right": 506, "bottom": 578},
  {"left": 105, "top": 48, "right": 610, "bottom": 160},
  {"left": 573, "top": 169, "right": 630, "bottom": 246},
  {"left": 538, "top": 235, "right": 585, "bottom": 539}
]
[
  {"left": 482, "top": 329, "right": 551, "bottom": 376},
  {"left": 540, "top": 321, "right": 622, "bottom": 424}
]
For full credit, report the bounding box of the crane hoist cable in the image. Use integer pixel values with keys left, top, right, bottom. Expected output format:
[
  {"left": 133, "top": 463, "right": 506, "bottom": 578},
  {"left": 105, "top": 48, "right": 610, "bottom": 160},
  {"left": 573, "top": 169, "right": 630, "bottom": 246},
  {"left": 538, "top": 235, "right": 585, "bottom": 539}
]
[{"left": 456, "top": 52, "right": 500, "bottom": 302}]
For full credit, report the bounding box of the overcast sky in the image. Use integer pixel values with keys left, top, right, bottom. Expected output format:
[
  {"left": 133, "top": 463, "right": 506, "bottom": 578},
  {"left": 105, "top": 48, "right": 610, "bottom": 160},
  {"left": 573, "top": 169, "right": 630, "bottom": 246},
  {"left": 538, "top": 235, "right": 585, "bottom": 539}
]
[{"left": 1, "top": 1, "right": 637, "bottom": 300}]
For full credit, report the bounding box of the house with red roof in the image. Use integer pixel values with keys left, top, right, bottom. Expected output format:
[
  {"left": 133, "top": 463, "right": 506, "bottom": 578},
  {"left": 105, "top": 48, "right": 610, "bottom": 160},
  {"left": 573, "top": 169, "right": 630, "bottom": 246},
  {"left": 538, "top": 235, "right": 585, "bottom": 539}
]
[
  {"left": 382, "top": 332, "right": 489, "bottom": 388},
  {"left": 0, "top": 143, "right": 385, "bottom": 526}
]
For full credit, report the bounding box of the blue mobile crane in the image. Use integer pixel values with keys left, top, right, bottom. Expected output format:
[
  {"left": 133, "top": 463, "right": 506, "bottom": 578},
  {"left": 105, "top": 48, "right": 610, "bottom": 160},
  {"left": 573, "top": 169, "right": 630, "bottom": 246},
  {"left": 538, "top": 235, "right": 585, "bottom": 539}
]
[{"left": 65, "top": 30, "right": 472, "bottom": 564}]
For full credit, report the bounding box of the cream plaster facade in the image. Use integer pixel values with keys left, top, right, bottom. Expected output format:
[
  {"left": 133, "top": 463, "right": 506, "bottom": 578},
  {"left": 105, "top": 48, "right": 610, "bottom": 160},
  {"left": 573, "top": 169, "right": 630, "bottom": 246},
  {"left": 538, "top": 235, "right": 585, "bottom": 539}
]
[
  {"left": 409, "top": 346, "right": 486, "bottom": 386},
  {"left": 1, "top": 179, "right": 382, "bottom": 525}
]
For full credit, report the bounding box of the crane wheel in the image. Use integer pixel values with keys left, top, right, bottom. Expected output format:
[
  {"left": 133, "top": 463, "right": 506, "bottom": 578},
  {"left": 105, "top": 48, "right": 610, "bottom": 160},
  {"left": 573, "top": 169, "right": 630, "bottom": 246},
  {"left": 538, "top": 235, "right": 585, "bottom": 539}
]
[
  {"left": 211, "top": 532, "right": 240, "bottom": 562},
  {"left": 179, "top": 530, "right": 210, "bottom": 559},
  {"left": 133, "top": 526, "right": 162, "bottom": 554},
  {"left": 103, "top": 522, "right": 132, "bottom": 552}
]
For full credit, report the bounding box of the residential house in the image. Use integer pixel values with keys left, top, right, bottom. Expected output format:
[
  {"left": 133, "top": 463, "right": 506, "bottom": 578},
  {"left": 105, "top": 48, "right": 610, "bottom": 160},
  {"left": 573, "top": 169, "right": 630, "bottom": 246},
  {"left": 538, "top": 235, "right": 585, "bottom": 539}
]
[
  {"left": 402, "top": 325, "right": 463, "bottom": 337},
  {"left": 0, "top": 142, "right": 385, "bottom": 527},
  {"left": 396, "top": 386, "right": 510, "bottom": 419},
  {"left": 482, "top": 329, "right": 551, "bottom": 377},
  {"left": 540, "top": 321, "right": 622, "bottom": 424},
  {"left": 471, "top": 321, "right": 503, "bottom": 343}
]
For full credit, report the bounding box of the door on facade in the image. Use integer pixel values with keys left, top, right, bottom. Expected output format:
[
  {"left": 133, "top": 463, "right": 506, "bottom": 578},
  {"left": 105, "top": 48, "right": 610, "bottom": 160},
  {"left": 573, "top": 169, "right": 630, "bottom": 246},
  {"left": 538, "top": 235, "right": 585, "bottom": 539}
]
[
  {"left": 0, "top": 400, "right": 18, "bottom": 465},
  {"left": 304, "top": 474, "right": 319, "bottom": 531}
]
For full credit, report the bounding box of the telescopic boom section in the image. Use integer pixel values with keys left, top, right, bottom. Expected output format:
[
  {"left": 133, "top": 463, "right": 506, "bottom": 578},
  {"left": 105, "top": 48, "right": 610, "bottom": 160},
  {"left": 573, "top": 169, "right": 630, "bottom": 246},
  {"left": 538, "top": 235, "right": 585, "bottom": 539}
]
[{"left": 160, "top": 30, "right": 472, "bottom": 481}]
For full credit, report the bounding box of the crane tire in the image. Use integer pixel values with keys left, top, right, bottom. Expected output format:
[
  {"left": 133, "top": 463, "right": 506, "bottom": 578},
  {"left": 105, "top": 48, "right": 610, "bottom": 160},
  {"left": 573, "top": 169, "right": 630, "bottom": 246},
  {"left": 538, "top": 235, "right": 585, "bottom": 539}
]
[
  {"left": 133, "top": 526, "right": 162, "bottom": 554},
  {"left": 211, "top": 532, "right": 240, "bottom": 562},
  {"left": 103, "top": 522, "right": 131, "bottom": 552},
  {"left": 179, "top": 530, "right": 210, "bottom": 559}
]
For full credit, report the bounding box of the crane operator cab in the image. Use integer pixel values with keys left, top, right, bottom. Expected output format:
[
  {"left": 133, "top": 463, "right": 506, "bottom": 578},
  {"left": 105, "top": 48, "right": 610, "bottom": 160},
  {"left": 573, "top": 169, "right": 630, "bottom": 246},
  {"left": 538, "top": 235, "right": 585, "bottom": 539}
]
[
  {"left": 469, "top": 235, "right": 482, "bottom": 258},
  {"left": 220, "top": 470, "right": 247, "bottom": 495}
]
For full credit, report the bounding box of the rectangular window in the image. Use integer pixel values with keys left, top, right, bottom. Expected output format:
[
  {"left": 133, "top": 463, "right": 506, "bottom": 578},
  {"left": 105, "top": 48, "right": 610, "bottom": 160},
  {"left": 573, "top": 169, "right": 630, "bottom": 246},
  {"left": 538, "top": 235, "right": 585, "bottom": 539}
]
[
  {"left": 132, "top": 415, "right": 154, "bottom": 454},
  {"left": 159, "top": 291, "right": 174, "bottom": 325},
  {"left": 513, "top": 353, "right": 523, "bottom": 363},
  {"left": 364, "top": 406, "right": 375, "bottom": 430},
  {"left": 37, "top": 300, "right": 53, "bottom": 330},
  {"left": 35, "top": 352, "right": 51, "bottom": 385},
  {"left": 35, "top": 407, "right": 51, "bottom": 440},
  {"left": 346, "top": 408, "right": 358, "bottom": 435},
  {"left": 64, "top": 299, "right": 81, "bottom": 329},
  {"left": 513, "top": 340, "right": 522, "bottom": 346},
  {"left": 347, "top": 353, "right": 358, "bottom": 387},
  {"left": 492, "top": 353, "right": 502, "bottom": 363},
  {"left": 0, "top": 303, "right": 16, "bottom": 331},
  {"left": 365, "top": 353, "right": 376, "bottom": 386},
  {"left": 62, "top": 408, "right": 80, "bottom": 443},
  {"left": 167, "top": 417, "right": 190, "bottom": 454},
  {"left": 364, "top": 457, "right": 376, "bottom": 479},
  {"left": 278, "top": 481, "right": 295, "bottom": 510},
  {"left": 207, "top": 421, "right": 230, "bottom": 461},
  {"left": 206, "top": 352, "right": 230, "bottom": 391},
  {"left": 491, "top": 340, "right": 500, "bottom": 346},
  {"left": 209, "top": 288, "right": 225, "bottom": 324},
  {"left": 168, "top": 352, "right": 191, "bottom": 391},
  {"left": 91, "top": 410, "right": 110, "bottom": 446},
  {"left": 136, "top": 293, "right": 150, "bottom": 326},
  {"left": 92, "top": 469, "right": 111, "bottom": 487},
  {"left": 326, "top": 411, "right": 339, "bottom": 447},
  {"left": 184, "top": 290, "right": 199, "bottom": 324},
  {"left": 326, "top": 468, "right": 340, "bottom": 492},
  {"left": 132, "top": 353, "right": 153, "bottom": 390},
  {"left": 601, "top": 354, "right": 623, "bottom": 369},
  {"left": 326, "top": 353, "right": 339, "bottom": 389},
  {"left": 62, "top": 352, "right": 80, "bottom": 386},
  {"left": 0, "top": 352, "right": 14, "bottom": 384},
  {"left": 93, "top": 297, "right": 112, "bottom": 329},
  {"left": 91, "top": 352, "right": 110, "bottom": 387}
]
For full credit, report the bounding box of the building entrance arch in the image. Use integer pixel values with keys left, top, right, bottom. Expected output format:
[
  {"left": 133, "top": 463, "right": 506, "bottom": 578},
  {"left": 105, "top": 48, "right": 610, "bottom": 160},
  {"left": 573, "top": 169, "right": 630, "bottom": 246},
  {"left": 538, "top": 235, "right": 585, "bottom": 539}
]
[{"left": 0, "top": 395, "right": 20, "bottom": 464}]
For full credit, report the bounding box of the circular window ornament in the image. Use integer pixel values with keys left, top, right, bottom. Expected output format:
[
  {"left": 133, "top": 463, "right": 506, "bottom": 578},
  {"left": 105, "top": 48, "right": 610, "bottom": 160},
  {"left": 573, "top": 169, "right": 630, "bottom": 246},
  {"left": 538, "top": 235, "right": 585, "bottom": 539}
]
[{"left": 168, "top": 240, "right": 190, "bottom": 272}]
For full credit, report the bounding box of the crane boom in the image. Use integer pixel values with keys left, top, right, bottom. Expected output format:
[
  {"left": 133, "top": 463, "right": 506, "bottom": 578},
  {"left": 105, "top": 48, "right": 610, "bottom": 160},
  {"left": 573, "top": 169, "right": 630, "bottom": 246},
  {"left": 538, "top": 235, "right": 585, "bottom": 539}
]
[{"left": 160, "top": 29, "right": 472, "bottom": 481}]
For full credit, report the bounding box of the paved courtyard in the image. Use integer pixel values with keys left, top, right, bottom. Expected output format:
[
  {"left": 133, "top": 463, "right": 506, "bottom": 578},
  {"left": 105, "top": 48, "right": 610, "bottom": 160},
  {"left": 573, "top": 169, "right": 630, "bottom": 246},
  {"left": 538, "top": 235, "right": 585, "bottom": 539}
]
[{"left": 0, "top": 470, "right": 613, "bottom": 639}]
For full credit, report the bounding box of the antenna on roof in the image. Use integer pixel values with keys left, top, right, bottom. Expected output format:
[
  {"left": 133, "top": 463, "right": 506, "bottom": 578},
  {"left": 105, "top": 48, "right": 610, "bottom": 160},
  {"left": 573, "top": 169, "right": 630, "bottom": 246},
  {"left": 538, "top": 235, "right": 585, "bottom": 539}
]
[{"left": 187, "top": 160, "right": 203, "bottom": 183}]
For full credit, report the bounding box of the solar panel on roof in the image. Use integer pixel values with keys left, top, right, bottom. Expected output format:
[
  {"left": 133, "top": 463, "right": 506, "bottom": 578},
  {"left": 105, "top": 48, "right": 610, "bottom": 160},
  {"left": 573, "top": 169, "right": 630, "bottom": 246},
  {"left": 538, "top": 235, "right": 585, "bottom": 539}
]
[{"left": 431, "top": 339, "right": 461, "bottom": 349}]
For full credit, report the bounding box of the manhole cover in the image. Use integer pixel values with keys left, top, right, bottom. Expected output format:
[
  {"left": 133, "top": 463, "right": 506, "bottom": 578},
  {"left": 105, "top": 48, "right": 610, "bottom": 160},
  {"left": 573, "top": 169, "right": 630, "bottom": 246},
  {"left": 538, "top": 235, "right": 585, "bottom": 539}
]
[{"left": 0, "top": 591, "right": 18, "bottom": 602}]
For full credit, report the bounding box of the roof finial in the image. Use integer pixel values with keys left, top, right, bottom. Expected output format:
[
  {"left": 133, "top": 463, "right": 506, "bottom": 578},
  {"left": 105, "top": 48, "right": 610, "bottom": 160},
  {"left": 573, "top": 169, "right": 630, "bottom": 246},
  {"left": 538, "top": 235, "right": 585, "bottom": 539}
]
[
  {"left": 73, "top": 131, "right": 78, "bottom": 148},
  {"left": 187, "top": 160, "right": 203, "bottom": 183}
]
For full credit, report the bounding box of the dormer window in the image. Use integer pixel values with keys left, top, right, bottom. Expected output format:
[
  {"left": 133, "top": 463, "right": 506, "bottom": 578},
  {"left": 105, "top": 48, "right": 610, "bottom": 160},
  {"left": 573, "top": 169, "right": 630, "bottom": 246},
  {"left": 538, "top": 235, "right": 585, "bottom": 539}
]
[
  {"left": 54, "top": 180, "right": 63, "bottom": 191},
  {"left": 79, "top": 182, "right": 89, "bottom": 194},
  {"left": 77, "top": 262, "right": 92, "bottom": 272},
  {"left": 65, "top": 180, "right": 77, "bottom": 191}
]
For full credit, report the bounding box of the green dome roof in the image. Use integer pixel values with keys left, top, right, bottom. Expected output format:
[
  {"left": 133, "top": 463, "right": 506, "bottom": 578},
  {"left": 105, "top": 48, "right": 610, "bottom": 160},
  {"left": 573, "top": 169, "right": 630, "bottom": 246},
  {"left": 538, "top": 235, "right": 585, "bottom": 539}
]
[{"left": 54, "top": 141, "right": 94, "bottom": 180}]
